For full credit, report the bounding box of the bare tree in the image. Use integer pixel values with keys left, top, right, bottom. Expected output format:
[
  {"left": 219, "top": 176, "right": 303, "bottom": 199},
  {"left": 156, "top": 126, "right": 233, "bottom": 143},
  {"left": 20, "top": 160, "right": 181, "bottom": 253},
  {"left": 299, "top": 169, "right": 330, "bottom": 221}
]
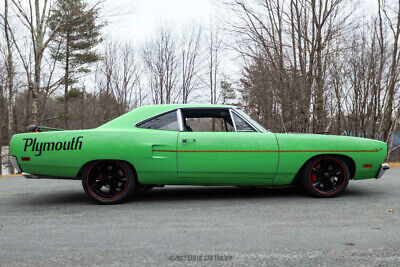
[
  {"left": 10, "top": 0, "right": 59, "bottom": 124},
  {"left": 180, "top": 25, "right": 202, "bottom": 103},
  {"left": 225, "top": 0, "right": 352, "bottom": 133},
  {"left": 115, "top": 42, "right": 141, "bottom": 111},
  {"left": 206, "top": 27, "right": 223, "bottom": 105},
  {"left": 3, "top": 0, "right": 14, "bottom": 139},
  {"left": 142, "top": 28, "right": 179, "bottom": 104},
  {"left": 379, "top": 0, "right": 400, "bottom": 143},
  {"left": 10, "top": 0, "right": 102, "bottom": 125},
  {"left": 2, "top": 0, "right": 15, "bottom": 173},
  {"left": 101, "top": 41, "right": 141, "bottom": 115},
  {"left": 0, "top": 55, "right": 6, "bottom": 175},
  {"left": 310, "top": 0, "right": 350, "bottom": 133}
]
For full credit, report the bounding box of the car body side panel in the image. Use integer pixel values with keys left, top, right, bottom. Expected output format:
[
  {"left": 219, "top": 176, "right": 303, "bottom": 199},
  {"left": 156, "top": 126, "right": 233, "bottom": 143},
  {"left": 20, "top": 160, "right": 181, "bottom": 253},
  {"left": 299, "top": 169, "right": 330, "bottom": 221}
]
[
  {"left": 176, "top": 131, "right": 278, "bottom": 179},
  {"left": 272, "top": 133, "right": 387, "bottom": 185},
  {"left": 9, "top": 128, "right": 180, "bottom": 183},
  {"left": 9, "top": 104, "right": 388, "bottom": 188},
  {"left": 10, "top": 130, "right": 92, "bottom": 177}
]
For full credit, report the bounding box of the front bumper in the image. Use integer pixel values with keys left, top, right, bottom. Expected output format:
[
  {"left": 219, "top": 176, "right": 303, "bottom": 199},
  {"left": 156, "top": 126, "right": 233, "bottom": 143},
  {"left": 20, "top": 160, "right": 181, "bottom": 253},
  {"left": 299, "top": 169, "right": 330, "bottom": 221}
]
[
  {"left": 376, "top": 163, "right": 390, "bottom": 179},
  {"left": 9, "top": 156, "right": 21, "bottom": 173}
]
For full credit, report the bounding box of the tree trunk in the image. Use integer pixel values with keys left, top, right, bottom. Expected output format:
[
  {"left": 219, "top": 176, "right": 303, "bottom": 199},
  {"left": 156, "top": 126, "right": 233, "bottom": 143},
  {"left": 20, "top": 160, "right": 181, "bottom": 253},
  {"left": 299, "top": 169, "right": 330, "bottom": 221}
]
[
  {"left": 64, "top": 31, "right": 70, "bottom": 129},
  {"left": 0, "top": 145, "right": 2, "bottom": 176},
  {"left": 33, "top": 53, "right": 41, "bottom": 125},
  {"left": 4, "top": 0, "right": 14, "bottom": 140},
  {"left": 381, "top": 0, "right": 400, "bottom": 142},
  {"left": 5, "top": 0, "right": 15, "bottom": 175}
]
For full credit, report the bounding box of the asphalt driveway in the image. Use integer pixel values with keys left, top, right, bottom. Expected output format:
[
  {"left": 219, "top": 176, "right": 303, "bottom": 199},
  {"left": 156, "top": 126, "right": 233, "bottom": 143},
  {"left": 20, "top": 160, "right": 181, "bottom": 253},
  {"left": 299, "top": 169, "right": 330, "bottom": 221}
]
[{"left": 0, "top": 170, "right": 399, "bottom": 266}]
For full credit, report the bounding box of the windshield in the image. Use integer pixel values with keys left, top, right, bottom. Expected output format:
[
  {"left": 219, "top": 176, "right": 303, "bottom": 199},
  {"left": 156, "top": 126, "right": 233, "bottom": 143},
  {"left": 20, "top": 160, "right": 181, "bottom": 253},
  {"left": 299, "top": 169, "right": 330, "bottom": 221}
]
[{"left": 235, "top": 109, "right": 268, "bottom": 132}]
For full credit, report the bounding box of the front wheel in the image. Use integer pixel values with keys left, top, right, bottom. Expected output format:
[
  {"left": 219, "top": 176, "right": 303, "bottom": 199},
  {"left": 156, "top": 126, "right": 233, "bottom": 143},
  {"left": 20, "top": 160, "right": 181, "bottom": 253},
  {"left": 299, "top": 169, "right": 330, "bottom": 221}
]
[
  {"left": 301, "top": 156, "right": 350, "bottom": 198},
  {"left": 82, "top": 160, "right": 136, "bottom": 204}
]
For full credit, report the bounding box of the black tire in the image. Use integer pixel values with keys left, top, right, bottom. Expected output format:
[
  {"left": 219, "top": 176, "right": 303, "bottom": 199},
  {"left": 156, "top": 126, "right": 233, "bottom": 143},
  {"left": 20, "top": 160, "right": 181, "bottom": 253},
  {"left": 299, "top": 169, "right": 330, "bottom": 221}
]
[
  {"left": 82, "top": 160, "right": 136, "bottom": 204},
  {"left": 301, "top": 156, "right": 350, "bottom": 198}
]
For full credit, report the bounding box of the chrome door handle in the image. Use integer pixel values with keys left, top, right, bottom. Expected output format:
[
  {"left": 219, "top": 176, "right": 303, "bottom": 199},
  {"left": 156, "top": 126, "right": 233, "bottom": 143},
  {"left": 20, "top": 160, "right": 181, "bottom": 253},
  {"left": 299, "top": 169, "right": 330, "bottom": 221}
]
[{"left": 182, "top": 138, "right": 196, "bottom": 145}]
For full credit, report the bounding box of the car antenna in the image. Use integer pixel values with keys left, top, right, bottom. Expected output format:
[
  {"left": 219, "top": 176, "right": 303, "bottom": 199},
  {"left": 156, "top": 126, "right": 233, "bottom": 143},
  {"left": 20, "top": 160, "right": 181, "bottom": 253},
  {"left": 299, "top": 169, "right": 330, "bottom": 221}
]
[
  {"left": 270, "top": 90, "right": 288, "bottom": 134},
  {"left": 279, "top": 113, "right": 288, "bottom": 134}
]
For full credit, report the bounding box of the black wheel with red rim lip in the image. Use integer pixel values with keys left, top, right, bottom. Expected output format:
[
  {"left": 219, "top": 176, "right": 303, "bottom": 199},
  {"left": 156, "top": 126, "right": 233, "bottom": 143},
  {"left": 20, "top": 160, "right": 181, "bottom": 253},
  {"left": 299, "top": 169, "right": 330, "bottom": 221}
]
[
  {"left": 302, "top": 157, "right": 350, "bottom": 197},
  {"left": 82, "top": 161, "right": 136, "bottom": 204}
]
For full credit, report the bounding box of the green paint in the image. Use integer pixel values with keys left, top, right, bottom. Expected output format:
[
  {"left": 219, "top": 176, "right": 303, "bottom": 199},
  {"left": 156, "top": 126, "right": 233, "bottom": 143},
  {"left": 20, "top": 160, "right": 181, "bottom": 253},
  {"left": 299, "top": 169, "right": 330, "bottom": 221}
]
[{"left": 9, "top": 104, "right": 387, "bottom": 186}]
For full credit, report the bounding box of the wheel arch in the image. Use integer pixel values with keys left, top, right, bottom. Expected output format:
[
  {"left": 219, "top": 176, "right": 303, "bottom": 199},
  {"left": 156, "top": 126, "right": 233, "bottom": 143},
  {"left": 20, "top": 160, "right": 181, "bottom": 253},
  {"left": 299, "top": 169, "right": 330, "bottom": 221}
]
[
  {"left": 76, "top": 159, "right": 138, "bottom": 180},
  {"left": 292, "top": 154, "right": 356, "bottom": 185}
]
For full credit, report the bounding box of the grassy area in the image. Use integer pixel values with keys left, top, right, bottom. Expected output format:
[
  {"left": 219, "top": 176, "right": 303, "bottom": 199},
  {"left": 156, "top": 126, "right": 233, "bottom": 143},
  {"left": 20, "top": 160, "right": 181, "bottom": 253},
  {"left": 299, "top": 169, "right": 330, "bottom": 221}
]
[
  {"left": 387, "top": 162, "right": 400, "bottom": 168},
  {"left": 0, "top": 174, "right": 22, "bottom": 178}
]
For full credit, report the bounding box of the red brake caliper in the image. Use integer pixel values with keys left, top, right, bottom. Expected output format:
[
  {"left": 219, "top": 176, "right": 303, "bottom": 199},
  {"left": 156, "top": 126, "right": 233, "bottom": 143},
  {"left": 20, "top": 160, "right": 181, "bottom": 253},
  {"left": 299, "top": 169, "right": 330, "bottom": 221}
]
[
  {"left": 312, "top": 173, "right": 317, "bottom": 182},
  {"left": 98, "top": 173, "right": 103, "bottom": 181}
]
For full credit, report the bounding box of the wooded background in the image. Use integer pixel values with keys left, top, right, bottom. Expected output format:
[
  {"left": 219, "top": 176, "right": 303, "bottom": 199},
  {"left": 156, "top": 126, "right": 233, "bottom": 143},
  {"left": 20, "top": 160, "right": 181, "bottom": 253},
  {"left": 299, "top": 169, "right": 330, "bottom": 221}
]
[{"left": 1, "top": 0, "right": 400, "bottom": 174}]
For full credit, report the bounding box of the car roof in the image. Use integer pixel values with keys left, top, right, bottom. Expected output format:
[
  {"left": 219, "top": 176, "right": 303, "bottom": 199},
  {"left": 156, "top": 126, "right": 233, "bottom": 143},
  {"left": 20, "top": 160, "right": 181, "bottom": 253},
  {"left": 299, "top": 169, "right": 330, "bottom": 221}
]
[{"left": 98, "top": 104, "right": 236, "bottom": 129}]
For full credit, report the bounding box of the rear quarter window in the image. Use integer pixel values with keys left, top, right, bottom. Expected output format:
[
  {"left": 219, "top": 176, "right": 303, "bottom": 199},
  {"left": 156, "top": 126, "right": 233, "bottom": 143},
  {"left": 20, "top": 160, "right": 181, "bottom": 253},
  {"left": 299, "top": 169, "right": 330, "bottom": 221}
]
[{"left": 137, "top": 111, "right": 180, "bottom": 131}]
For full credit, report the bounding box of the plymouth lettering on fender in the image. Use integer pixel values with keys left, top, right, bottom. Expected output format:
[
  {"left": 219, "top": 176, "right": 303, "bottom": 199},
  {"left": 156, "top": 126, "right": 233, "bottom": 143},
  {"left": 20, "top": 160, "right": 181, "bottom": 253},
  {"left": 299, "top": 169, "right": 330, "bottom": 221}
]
[{"left": 23, "top": 136, "right": 83, "bottom": 156}]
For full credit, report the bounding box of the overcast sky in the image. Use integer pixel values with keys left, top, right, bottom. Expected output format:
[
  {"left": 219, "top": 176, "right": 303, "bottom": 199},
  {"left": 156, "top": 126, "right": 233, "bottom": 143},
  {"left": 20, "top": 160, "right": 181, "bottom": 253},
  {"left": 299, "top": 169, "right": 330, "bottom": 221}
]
[
  {"left": 97, "top": 0, "right": 381, "bottom": 95},
  {"left": 103, "top": 0, "right": 217, "bottom": 43},
  {"left": 103, "top": 0, "right": 379, "bottom": 44}
]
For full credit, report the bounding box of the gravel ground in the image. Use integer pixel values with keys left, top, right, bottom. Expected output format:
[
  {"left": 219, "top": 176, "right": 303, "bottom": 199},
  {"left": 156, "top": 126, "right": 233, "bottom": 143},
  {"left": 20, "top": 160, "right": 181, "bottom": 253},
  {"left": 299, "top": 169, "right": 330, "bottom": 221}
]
[{"left": 0, "top": 170, "right": 399, "bottom": 266}]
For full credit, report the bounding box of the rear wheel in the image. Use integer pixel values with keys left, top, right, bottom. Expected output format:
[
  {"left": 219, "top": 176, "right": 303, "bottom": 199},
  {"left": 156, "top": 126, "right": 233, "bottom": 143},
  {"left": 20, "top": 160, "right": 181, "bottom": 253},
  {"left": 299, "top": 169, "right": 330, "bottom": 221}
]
[
  {"left": 82, "top": 160, "right": 136, "bottom": 204},
  {"left": 302, "top": 156, "right": 350, "bottom": 198}
]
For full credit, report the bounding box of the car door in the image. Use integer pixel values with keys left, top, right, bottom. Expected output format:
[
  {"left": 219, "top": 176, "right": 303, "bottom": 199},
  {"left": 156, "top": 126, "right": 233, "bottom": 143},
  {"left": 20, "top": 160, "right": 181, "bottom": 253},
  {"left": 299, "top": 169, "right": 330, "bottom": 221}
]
[{"left": 177, "top": 108, "right": 279, "bottom": 179}]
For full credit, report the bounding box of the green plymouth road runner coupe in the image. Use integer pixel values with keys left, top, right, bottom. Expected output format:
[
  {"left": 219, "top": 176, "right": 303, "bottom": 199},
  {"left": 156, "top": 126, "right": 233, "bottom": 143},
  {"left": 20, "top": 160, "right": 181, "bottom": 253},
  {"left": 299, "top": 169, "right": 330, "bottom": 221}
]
[{"left": 9, "top": 104, "right": 389, "bottom": 204}]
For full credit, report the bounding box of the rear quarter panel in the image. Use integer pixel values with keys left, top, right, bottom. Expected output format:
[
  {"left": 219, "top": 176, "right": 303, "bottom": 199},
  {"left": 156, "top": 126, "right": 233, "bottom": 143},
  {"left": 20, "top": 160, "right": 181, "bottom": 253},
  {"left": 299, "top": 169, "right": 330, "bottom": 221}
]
[{"left": 9, "top": 128, "right": 178, "bottom": 179}]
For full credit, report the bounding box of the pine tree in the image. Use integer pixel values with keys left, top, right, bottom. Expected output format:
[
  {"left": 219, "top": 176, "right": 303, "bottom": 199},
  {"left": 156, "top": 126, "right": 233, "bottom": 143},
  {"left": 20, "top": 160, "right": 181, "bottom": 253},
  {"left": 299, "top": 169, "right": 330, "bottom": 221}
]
[
  {"left": 49, "top": 0, "right": 102, "bottom": 128},
  {"left": 220, "top": 80, "right": 236, "bottom": 104}
]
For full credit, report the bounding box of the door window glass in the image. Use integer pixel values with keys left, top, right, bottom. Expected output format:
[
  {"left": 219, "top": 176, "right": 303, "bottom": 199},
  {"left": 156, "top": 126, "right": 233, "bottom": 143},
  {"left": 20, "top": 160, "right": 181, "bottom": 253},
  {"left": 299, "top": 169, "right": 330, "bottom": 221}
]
[
  {"left": 137, "top": 111, "right": 179, "bottom": 131},
  {"left": 232, "top": 112, "right": 256, "bottom": 132},
  {"left": 181, "top": 109, "right": 234, "bottom": 132},
  {"left": 186, "top": 118, "right": 234, "bottom": 132},
  {"left": 235, "top": 109, "right": 268, "bottom": 132}
]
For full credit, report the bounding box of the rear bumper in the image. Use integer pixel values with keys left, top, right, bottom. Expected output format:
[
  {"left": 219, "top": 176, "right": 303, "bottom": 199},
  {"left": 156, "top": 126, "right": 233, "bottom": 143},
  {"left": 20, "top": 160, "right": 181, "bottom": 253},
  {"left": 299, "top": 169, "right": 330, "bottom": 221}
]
[
  {"left": 9, "top": 156, "right": 78, "bottom": 180},
  {"left": 376, "top": 163, "right": 390, "bottom": 179},
  {"left": 22, "top": 173, "right": 41, "bottom": 179},
  {"left": 9, "top": 156, "right": 21, "bottom": 173}
]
